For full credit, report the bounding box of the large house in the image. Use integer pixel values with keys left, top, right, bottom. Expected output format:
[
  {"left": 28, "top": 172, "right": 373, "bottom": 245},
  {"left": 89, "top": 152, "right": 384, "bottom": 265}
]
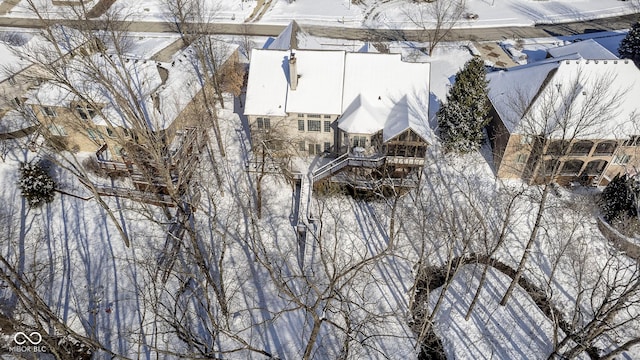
[
  {"left": 20, "top": 36, "right": 239, "bottom": 195},
  {"left": 244, "top": 48, "right": 432, "bottom": 187},
  {"left": 487, "top": 58, "right": 640, "bottom": 186},
  {"left": 0, "top": 27, "right": 86, "bottom": 136}
]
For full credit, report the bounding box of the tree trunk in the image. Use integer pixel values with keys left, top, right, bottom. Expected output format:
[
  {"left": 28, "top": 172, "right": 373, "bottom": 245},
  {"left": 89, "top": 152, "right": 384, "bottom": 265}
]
[
  {"left": 501, "top": 185, "right": 549, "bottom": 306},
  {"left": 466, "top": 189, "right": 522, "bottom": 319},
  {"left": 465, "top": 261, "right": 489, "bottom": 321},
  {"left": 302, "top": 316, "right": 323, "bottom": 360}
]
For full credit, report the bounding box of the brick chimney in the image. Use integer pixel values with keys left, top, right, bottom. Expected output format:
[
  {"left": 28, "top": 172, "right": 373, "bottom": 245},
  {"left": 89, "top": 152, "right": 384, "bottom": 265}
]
[{"left": 289, "top": 52, "right": 298, "bottom": 90}]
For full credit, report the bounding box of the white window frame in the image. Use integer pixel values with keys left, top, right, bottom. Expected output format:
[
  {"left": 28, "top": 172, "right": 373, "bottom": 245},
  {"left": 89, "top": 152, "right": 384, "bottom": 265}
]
[
  {"left": 613, "top": 154, "right": 631, "bottom": 165},
  {"left": 307, "top": 120, "right": 321, "bottom": 132}
]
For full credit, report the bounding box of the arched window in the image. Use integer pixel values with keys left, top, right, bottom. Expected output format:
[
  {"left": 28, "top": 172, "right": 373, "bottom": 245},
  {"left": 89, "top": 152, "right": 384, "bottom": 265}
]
[
  {"left": 547, "top": 140, "right": 570, "bottom": 155},
  {"left": 569, "top": 140, "right": 593, "bottom": 156},
  {"left": 543, "top": 159, "right": 560, "bottom": 175},
  {"left": 560, "top": 160, "right": 584, "bottom": 175},
  {"left": 594, "top": 141, "right": 617, "bottom": 155},
  {"left": 582, "top": 160, "right": 608, "bottom": 175}
]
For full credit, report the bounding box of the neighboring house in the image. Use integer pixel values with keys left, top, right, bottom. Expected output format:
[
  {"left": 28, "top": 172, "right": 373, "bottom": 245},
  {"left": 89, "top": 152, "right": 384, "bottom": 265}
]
[
  {"left": 244, "top": 48, "right": 431, "bottom": 187},
  {"left": 487, "top": 58, "right": 640, "bottom": 187},
  {"left": 0, "top": 27, "right": 83, "bottom": 136},
  {"left": 23, "top": 39, "right": 239, "bottom": 193}
]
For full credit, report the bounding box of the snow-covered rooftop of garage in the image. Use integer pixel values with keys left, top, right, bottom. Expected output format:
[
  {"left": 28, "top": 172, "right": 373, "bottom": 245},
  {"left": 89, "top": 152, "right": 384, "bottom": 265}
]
[{"left": 547, "top": 39, "right": 618, "bottom": 60}]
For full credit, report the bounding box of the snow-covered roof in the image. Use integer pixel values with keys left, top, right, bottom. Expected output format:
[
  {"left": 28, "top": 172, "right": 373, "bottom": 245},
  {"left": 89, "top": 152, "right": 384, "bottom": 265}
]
[
  {"left": 263, "top": 20, "right": 321, "bottom": 50},
  {"left": 487, "top": 61, "right": 560, "bottom": 133},
  {"left": 103, "top": 33, "right": 181, "bottom": 60},
  {"left": 357, "top": 42, "right": 379, "bottom": 53},
  {"left": 244, "top": 49, "right": 289, "bottom": 116},
  {"left": 245, "top": 49, "right": 345, "bottom": 116},
  {"left": 338, "top": 95, "right": 385, "bottom": 134},
  {"left": 26, "top": 42, "right": 238, "bottom": 131},
  {"left": 0, "top": 28, "right": 60, "bottom": 82},
  {"left": 0, "top": 34, "right": 34, "bottom": 82},
  {"left": 547, "top": 39, "right": 618, "bottom": 60},
  {"left": 488, "top": 59, "right": 640, "bottom": 139},
  {"left": 245, "top": 49, "right": 432, "bottom": 142},
  {"left": 507, "top": 53, "right": 582, "bottom": 70},
  {"left": 0, "top": 109, "right": 36, "bottom": 133},
  {"left": 286, "top": 50, "right": 344, "bottom": 115},
  {"left": 341, "top": 53, "right": 431, "bottom": 142}
]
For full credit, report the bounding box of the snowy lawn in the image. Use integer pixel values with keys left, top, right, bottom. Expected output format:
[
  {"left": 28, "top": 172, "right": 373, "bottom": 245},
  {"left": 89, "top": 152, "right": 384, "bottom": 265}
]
[
  {"left": 3, "top": 0, "right": 639, "bottom": 30},
  {"left": 430, "top": 265, "right": 564, "bottom": 359}
]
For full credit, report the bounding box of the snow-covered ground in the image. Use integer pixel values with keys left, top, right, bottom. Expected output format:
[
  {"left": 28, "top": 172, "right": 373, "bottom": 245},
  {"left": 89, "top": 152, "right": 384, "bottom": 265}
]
[
  {"left": 1, "top": 1, "right": 639, "bottom": 358},
  {"left": 367, "top": 0, "right": 638, "bottom": 29},
  {"left": 2, "top": 89, "right": 638, "bottom": 358},
  {"left": 3, "top": 0, "right": 639, "bottom": 29},
  {"left": 431, "top": 266, "right": 561, "bottom": 359}
]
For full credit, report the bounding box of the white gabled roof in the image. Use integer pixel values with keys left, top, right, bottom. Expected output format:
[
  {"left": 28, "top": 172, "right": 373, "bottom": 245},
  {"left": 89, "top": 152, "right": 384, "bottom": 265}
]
[
  {"left": 357, "top": 42, "right": 379, "bottom": 53},
  {"left": 264, "top": 20, "right": 321, "bottom": 51},
  {"left": 487, "top": 62, "right": 560, "bottom": 133},
  {"left": 382, "top": 95, "right": 432, "bottom": 142},
  {"left": 338, "top": 95, "right": 385, "bottom": 134},
  {"left": 0, "top": 28, "right": 64, "bottom": 82},
  {"left": 341, "top": 53, "right": 431, "bottom": 142},
  {"left": 547, "top": 39, "right": 618, "bottom": 60},
  {"left": 488, "top": 59, "right": 640, "bottom": 139},
  {"left": 0, "top": 33, "right": 36, "bottom": 82},
  {"left": 0, "top": 109, "right": 36, "bottom": 133}
]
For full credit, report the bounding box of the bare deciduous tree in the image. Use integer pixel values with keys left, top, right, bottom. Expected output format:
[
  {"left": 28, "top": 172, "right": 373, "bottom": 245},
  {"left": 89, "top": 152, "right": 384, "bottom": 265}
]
[
  {"left": 402, "top": 0, "right": 467, "bottom": 55},
  {"left": 500, "top": 68, "right": 627, "bottom": 305}
]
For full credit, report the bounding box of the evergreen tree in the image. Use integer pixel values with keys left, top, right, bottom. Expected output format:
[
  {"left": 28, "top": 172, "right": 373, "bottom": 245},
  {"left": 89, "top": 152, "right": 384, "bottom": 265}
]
[
  {"left": 437, "top": 56, "right": 491, "bottom": 153},
  {"left": 600, "top": 174, "right": 638, "bottom": 223},
  {"left": 618, "top": 22, "right": 640, "bottom": 68},
  {"left": 18, "top": 162, "right": 56, "bottom": 208}
]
